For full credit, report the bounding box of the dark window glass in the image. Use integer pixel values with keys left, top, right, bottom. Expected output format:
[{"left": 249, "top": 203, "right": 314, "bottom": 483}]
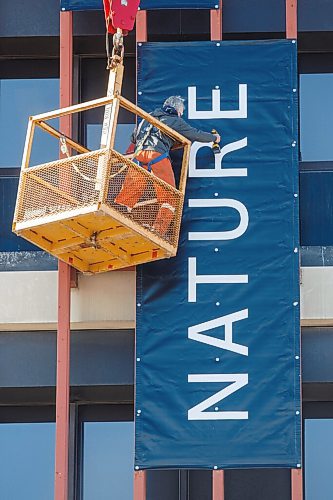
[
  {"left": 0, "top": 78, "right": 59, "bottom": 168},
  {"left": 80, "top": 57, "right": 136, "bottom": 151},
  {"left": 0, "top": 174, "right": 37, "bottom": 252},
  {"left": 82, "top": 421, "right": 134, "bottom": 500},
  {"left": 305, "top": 419, "right": 333, "bottom": 500},
  {"left": 300, "top": 74, "right": 333, "bottom": 161},
  {"left": 147, "top": 470, "right": 180, "bottom": 500},
  {"left": 147, "top": 469, "right": 212, "bottom": 500},
  {"left": 299, "top": 169, "right": 333, "bottom": 246},
  {"left": 0, "top": 422, "right": 55, "bottom": 499},
  {"left": 86, "top": 123, "right": 135, "bottom": 154},
  {"left": 225, "top": 468, "right": 291, "bottom": 500},
  {"left": 188, "top": 470, "right": 212, "bottom": 500}
]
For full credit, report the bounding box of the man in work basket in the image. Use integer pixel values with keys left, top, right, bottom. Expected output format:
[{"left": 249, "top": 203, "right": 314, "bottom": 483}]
[{"left": 115, "top": 96, "right": 220, "bottom": 236}]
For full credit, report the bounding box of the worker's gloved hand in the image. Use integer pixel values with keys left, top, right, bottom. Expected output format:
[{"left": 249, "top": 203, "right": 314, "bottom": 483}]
[{"left": 214, "top": 133, "right": 221, "bottom": 143}]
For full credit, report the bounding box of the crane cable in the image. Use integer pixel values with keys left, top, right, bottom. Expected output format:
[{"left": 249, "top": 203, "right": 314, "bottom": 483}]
[{"left": 57, "top": 20, "right": 127, "bottom": 184}]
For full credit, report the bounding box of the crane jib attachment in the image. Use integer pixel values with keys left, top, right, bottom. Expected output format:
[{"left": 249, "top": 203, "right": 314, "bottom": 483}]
[{"left": 103, "top": 0, "right": 141, "bottom": 34}]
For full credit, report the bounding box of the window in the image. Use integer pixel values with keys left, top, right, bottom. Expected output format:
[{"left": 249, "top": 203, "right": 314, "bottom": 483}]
[
  {"left": 82, "top": 421, "right": 134, "bottom": 499},
  {"left": 305, "top": 419, "right": 333, "bottom": 500},
  {"left": 0, "top": 422, "right": 55, "bottom": 499},
  {"left": 0, "top": 61, "right": 59, "bottom": 261},
  {"left": 300, "top": 73, "right": 333, "bottom": 162},
  {"left": 0, "top": 78, "right": 59, "bottom": 167},
  {"left": 224, "top": 469, "right": 291, "bottom": 500},
  {"left": 80, "top": 57, "right": 136, "bottom": 152},
  {"left": 86, "top": 123, "right": 135, "bottom": 154},
  {"left": 79, "top": 405, "right": 134, "bottom": 500},
  {"left": 299, "top": 56, "right": 333, "bottom": 249},
  {"left": 147, "top": 470, "right": 212, "bottom": 500}
]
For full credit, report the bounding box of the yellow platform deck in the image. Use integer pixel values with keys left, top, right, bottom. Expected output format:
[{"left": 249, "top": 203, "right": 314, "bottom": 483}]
[{"left": 15, "top": 204, "right": 175, "bottom": 273}]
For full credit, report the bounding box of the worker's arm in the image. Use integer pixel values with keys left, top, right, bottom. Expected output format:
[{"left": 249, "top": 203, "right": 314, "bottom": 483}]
[{"left": 173, "top": 117, "right": 218, "bottom": 143}]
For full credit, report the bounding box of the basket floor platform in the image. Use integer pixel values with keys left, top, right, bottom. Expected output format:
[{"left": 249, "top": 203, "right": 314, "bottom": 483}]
[{"left": 16, "top": 205, "right": 175, "bottom": 273}]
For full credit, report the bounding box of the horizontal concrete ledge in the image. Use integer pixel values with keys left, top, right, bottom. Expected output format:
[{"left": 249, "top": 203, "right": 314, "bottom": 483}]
[
  {"left": 0, "top": 320, "right": 135, "bottom": 332},
  {"left": 302, "top": 319, "right": 333, "bottom": 327},
  {"left": 2, "top": 319, "right": 331, "bottom": 331}
]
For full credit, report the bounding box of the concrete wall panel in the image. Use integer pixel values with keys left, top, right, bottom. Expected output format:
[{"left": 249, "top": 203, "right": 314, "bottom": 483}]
[{"left": 0, "top": 270, "right": 135, "bottom": 330}]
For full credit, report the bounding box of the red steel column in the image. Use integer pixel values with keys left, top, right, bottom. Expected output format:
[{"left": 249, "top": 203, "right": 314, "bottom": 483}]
[
  {"left": 292, "top": 469, "right": 303, "bottom": 500},
  {"left": 213, "top": 470, "right": 225, "bottom": 500},
  {"left": 210, "top": 3, "right": 224, "bottom": 498},
  {"left": 136, "top": 10, "right": 148, "bottom": 43},
  {"left": 134, "top": 470, "right": 147, "bottom": 500},
  {"left": 286, "top": 0, "right": 297, "bottom": 39},
  {"left": 55, "top": 11, "right": 73, "bottom": 500},
  {"left": 134, "top": 10, "right": 147, "bottom": 500},
  {"left": 210, "top": 1, "right": 223, "bottom": 41}
]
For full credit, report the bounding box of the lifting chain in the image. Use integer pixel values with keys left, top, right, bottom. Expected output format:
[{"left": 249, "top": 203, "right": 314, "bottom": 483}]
[{"left": 106, "top": 26, "right": 124, "bottom": 70}]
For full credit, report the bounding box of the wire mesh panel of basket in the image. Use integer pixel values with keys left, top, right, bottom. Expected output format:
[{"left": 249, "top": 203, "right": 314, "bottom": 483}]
[
  {"left": 104, "top": 149, "right": 184, "bottom": 248},
  {"left": 15, "top": 149, "right": 109, "bottom": 225}
]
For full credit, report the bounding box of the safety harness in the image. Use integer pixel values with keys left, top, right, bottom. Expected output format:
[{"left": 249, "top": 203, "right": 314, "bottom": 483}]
[
  {"left": 132, "top": 151, "right": 169, "bottom": 173},
  {"left": 132, "top": 119, "right": 170, "bottom": 172}
]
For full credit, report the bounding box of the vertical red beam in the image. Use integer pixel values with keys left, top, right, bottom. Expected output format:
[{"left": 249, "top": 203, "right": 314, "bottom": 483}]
[
  {"left": 55, "top": 11, "right": 73, "bottom": 500},
  {"left": 210, "top": 4, "right": 224, "bottom": 499},
  {"left": 212, "top": 470, "right": 225, "bottom": 500},
  {"left": 136, "top": 10, "right": 148, "bottom": 43},
  {"left": 134, "top": 9, "right": 147, "bottom": 500},
  {"left": 286, "top": 0, "right": 297, "bottom": 39},
  {"left": 134, "top": 471, "right": 147, "bottom": 500},
  {"left": 210, "top": 1, "right": 223, "bottom": 41},
  {"left": 292, "top": 469, "right": 303, "bottom": 500}
]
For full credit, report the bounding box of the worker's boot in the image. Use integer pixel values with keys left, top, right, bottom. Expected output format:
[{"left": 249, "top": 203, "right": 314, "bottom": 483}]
[{"left": 153, "top": 204, "right": 175, "bottom": 239}]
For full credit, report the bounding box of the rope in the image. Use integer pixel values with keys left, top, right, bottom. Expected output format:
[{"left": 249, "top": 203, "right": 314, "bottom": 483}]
[
  {"left": 60, "top": 136, "right": 97, "bottom": 183},
  {"left": 59, "top": 135, "right": 128, "bottom": 183}
]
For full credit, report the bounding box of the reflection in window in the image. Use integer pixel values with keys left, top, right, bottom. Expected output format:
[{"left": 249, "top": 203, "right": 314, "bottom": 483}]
[
  {"left": 83, "top": 421, "right": 134, "bottom": 500},
  {"left": 0, "top": 423, "right": 55, "bottom": 499},
  {"left": 0, "top": 79, "right": 59, "bottom": 167},
  {"left": 300, "top": 74, "right": 333, "bottom": 161},
  {"left": 86, "top": 123, "right": 135, "bottom": 154},
  {"left": 305, "top": 419, "right": 333, "bottom": 500}
]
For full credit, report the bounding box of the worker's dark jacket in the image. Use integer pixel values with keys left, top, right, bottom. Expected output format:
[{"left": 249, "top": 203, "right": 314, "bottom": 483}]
[{"left": 132, "top": 107, "right": 217, "bottom": 155}]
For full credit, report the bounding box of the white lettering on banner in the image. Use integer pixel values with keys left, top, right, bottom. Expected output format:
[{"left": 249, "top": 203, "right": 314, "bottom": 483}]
[
  {"left": 188, "top": 199, "right": 249, "bottom": 241},
  {"left": 189, "top": 137, "right": 248, "bottom": 178},
  {"left": 188, "top": 374, "right": 249, "bottom": 420},
  {"left": 188, "top": 85, "right": 247, "bottom": 119},
  {"left": 186, "top": 81, "right": 249, "bottom": 421},
  {"left": 188, "top": 257, "right": 248, "bottom": 303},
  {"left": 188, "top": 310, "right": 249, "bottom": 356}
]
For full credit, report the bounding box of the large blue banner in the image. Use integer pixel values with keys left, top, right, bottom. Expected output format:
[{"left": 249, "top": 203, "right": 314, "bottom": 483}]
[
  {"left": 135, "top": 40, "right": 300, "bottom": 469},
  {"left": 60, "top": 0, "right": 215, "bottom": 11}
]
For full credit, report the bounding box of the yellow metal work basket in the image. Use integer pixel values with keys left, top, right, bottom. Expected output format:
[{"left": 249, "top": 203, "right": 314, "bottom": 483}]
[{"left": 12, "top": 93, "right": 191, "bottom": 274}]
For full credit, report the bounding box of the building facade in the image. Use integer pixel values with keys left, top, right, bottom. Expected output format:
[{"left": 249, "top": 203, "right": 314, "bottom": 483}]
[{"left": 1, "top": 0, "right": 333, "bottom": 498}]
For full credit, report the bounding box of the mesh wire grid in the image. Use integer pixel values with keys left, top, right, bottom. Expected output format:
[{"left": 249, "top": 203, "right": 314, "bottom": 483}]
[{"left": 15, "top": 148, "right": 184, "bottom": 248}]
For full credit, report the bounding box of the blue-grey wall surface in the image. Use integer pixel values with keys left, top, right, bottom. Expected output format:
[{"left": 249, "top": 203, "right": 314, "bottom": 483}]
[
  {"left": 0, "top": 330, "right": 134, "bottom": 387},
  {"left": 2, "top": 0, "right": 333, "bottom": 37}
]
